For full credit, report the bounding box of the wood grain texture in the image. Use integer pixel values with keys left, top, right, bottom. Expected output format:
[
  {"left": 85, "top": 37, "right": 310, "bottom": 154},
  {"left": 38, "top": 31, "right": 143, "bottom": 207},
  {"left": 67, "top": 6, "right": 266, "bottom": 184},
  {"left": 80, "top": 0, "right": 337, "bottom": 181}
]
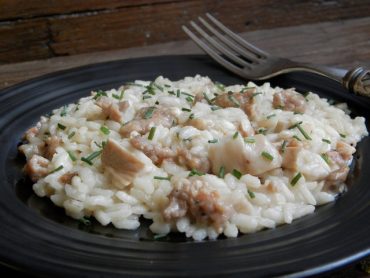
[
  {"left": 1, "top": 16, "right": 370, "bottom": 90},
  {"left": 1, "top": 0, "right": 370, "bottom": 63}
]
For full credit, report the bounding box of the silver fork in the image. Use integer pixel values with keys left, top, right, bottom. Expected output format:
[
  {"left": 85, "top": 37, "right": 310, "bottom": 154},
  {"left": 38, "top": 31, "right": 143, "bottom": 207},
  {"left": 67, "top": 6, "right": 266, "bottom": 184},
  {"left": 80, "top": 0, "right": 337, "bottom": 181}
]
[{"left": 183, "top": 13, "right": 370, "bottom": 98}]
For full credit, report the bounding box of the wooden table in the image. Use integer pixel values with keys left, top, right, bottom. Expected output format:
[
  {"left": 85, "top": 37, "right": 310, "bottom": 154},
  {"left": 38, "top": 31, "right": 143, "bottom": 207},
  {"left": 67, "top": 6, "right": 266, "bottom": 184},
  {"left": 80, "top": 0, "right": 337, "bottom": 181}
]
[{"left": 0, "top": 13, "right": 369, "bottom": 278}]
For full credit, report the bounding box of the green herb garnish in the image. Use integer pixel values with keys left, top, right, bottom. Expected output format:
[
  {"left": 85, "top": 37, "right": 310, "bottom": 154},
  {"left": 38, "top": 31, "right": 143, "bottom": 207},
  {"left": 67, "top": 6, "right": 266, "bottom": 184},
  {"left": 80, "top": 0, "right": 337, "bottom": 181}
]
[
  {"left": 322, "top": 138, "right": 331, "bottom": 144},
  {"left": 81, "top": 150, "right": 102, "bottom": 165},
  {"left": 228, "top": 94, "right": 240, "bottom": 107},
  {"left": 68, "top": 131, "right": 76, "bottom": 139},
  {"left": 257, "top": 128, "right": 267, "bottom": 135},
  {"left": 339, "top": 133, "right": 346, "bottom": 138},
  {"left": 261, "top": 151, "right": 274, "bottom": 161},
  {"left": 57, "top": 123, "right": 66, "bottom": 130},
  {"left": 233, "top": 131, "right": 239, "bottom": 139},
  {"left": 320, "top": 153, "right": 331, "bottom": 165},
  {"left": 293, "top": 135, "right": 302, "bottom": 141},
  {"left": 181, "top": 107, "right": 191, "bottom": 112},
  {"left": 148, "top": 126, "right": 156, "bottom": 140},
  {"left": 67, "top": 151, "right": 77, "bottom": 162},
  {"left": 211, "top": 106, "right": 221, "bottom": 111},
  {"left": 248, "top": 189, "right": 255, "bottom": 199},
  {"left": 154, "top": 176, "right": 171, "bottom": 181},
  {"left": 100, "top": 126, "right": 110, "bottom": 135},
  {"left": 218, "top": 166, "right": 225, "bottom": 178},
  {"left": 188, "top": 113, "right": 194, "bottom": 120},
  {"left": 232, "top": 169, "right": 242, "bottom": 179},
  {"left": 203, "top": 93, "right": 213, "bottom": 104},
  {"left": 93, "top": 90, "right": 107, "bottom": 100},
  {"left": 79, "top": 216, "right": 91, "bottom": 226},
  {"left": 208, "top": 139, "right": 218, "bottom": 144},
  {"left": 49, "top": 165, "right": 63, "bottom": 174},
  {"left": 244, "top": 137, "right": 256, "bottom": 144},
  {"left": 188, "top": 169, "right": 205, "bottom": 177},
  {"left": 142, "top": 95, "right": 152, "bottom": 100},
  {"left": 291, "top": 172, "right": 302, "bottom": 186},
  {"left": 266, "top": 113, "right": 276, "bottom": 119},
  {"left": 215, "top": 82, "right": 225, "bottom": 91},
  {"left": 143, "top": 107, "right": 156, "bottom": 119},
  {"left": 251, "top": 92, "right": 262, "bottom": 98},
  {"left": 60, "top": 105, "right": 67, "bottom": 117}
]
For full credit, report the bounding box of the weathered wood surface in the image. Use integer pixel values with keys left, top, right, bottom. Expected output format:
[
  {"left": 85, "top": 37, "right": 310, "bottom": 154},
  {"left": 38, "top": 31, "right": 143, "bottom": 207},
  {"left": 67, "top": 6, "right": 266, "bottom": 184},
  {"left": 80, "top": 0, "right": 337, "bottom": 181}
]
[
  {"left": 1, "top": 16, "right": 370, "bottom": 90},
  {"left": 1, "top": 0, "right": 370, "bottom": 63}
]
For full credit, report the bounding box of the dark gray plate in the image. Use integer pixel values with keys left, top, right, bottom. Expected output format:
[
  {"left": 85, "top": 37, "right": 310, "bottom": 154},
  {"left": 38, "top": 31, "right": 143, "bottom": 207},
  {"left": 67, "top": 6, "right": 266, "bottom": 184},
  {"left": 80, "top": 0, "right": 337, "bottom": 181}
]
[{"left": 0, "top": 55, "right": 369, "bottom": 277}]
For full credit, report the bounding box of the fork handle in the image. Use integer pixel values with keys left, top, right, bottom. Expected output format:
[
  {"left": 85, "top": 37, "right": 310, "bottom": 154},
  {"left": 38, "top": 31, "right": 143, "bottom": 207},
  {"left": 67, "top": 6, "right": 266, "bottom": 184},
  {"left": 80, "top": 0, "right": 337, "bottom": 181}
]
[
  {"left": 342, "top": 67, "right": 370, "bottom": 98},
  {"left": 294, "top": 63, "right": 370, "bottom": 98}
]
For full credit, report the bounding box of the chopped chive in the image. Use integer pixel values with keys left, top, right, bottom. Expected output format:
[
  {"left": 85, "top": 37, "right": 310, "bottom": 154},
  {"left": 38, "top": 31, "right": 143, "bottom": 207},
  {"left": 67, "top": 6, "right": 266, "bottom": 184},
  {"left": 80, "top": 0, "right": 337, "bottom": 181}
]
[
  {"left": 143, "top": 107, "right": 156, "bottom": 119},
  {"left": 142, "top": 95, "right": 152, "bottom": 100},
  {"left": 291, "top": 172, "right": 302, "bottom": 186},
  {"left": 100, "top": 126, "right": 110, "bottom": 135},
  {"left": 181, "top": 107, "right": 191, "bottom": 112},
  {"left": 78, "top": 216, "right": 91, "bottom": 226},
  {"left": 181, "top": 92, "right": 195, "bottom": 98},
  {"left": 188, "top": 113, "right": 194, "bottom": 120},
  {"left": 81, "top": 150, "right": 102, "bottom": 165},
  {"left": 211, "top": 106, "right": 221, "bottom": 111},
  {"left": 242, "top": 86, "right": 256, "bottom": 92},
  {"left": 322, "top": 138, "right": 331, "bottom": 144},
  {"left": 188, "top": 169, "right": 205, "bottom": 177},
  {"left": 125, "top": 82, "right": 144, "bottom": 87},
  {"left": 94, "top": 141, "right": 102, "bottom": 148},
  {"left": 93, "top": 90, "right": 107, "bottom": 100},
  {"left": 218, "top": 166, "right": 225, "bottom": 178},
  {"left": 148, "top": 126, "right": 156, "bottom": 140},
  {"left": 320, "top": 153, "right": 331, "bottom": 165},
  {"left": 251, "top": 92, "right": 262, "bottom": 98},
  {"left": 112, "top": 94, "right": 120, "bottom": 100},
  {"left": 144, "top": 82, "right": 156, "bottom": 95},
  {"left": 248, "top": 189, "right": 255, "bottom": 199},
  {"left": 293, "top": 135, "right": 302, "bottom": 141},
  {"left": 257, "top": 128, "right": 267, "bottom": 135},
  {"left": 232, "top": 169, "right": 242, "bottom": 179},
  {"left": 203, "top": 93, "right": 213, "bottom": 104},
  {"left": 176, "top": 89, "right": 181, "bottom": 98},
  {"left": 281, "top": 140, "right": 288, "bottom": 153},
  {"left": 228, "top": 94, "right": 240, "bottom": 107},
  {"left": 233, "top": 131, "right": 239, "bottom": 139},
  {"left": 208, "top": 139, "right": 218, "bottom": 144},
  {"left": 164, "top": 84, "right": 171, "bottom": 88},
  {"left": 296, "top": 124, "right": 312, "bottom": 140},
  {"left": 153, "top": 83, "right": 163, "bottom": 92},
  {"left": 60, "top": 105, "right": 67, "bottom": 117},
  {"left": 261, "top": 151, "right": 274, "bottom": 161},
  {"left": 112, "top": 89, "right": 125, "bottom": 100},
  {"left": 215, "top": 82, "right": 225, "bottom": 91},
  {"left": 154, "top": 234, "right": 167, "bottom": 240},
  {"left": 339, "top": 133, "right": 346, "bottom": 138},
  {"left": 167, "top": 90, "right": 175, "bottom": 95},
  {"left": 57, "top": 123, "right": 66, "bottom": 130},
  {"left": 294, "top": 111, "right": 303, "bottom": 115},
  {"left": 288, "top": 121, "right": 303, "bottom": 130},
  {"left": 67, "top": 151, "right": 77, "bottom": 162},
  {"left": 185, "top": 96, "right": 194, "bottom": 103},
  {"left": 244, "top": 137, "right": 256, "bottom": 143},
  {"left": 154, "top": 176, "right": 171, "bottom": 181},
  {"left": 267, "top": 113, "right": 276, "bottom": 119},
  {"left": 68, "top": 131, "right": 76, "bottom": 139},
  {"left": 75, "top": 103, "right": 80, "bottom": 112},
  {"left": 49, "top": 165, "right": 63, "bottom": 174},
  {"left": 155, "top": 101, "right": 159, "bottom": 105}
]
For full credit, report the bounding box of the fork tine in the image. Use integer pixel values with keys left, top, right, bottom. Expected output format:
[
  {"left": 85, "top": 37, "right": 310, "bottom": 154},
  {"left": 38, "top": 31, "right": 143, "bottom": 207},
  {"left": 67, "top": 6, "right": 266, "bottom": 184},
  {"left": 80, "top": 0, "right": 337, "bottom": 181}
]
[
  {"left": 189, "top": 21, "right": 252, "bottom": 69},
  {"left": 197, "top": 16, "right": 259, "bottom": 64},
  {"left": 205, "top": 13, "right": 269, "bottom": 58},
  {"left": 182, "top": 25, "right": 247, "bottom": 77}
]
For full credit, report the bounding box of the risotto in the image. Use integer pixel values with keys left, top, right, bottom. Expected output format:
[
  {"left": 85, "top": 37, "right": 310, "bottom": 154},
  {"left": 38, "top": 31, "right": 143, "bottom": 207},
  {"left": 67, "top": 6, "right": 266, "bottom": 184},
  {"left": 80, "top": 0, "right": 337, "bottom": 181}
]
[{"left": 19, "top": 75, "right": 368, "bottom": 240}]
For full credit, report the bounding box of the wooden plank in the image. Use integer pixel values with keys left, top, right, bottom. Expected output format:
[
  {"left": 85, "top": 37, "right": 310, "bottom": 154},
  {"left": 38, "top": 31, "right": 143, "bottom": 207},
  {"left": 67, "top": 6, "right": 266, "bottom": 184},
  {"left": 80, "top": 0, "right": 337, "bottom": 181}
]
[
  {"left": 0, "top": 0, "right": 180, "bottom": 20},
  {"left": 0, "top": 19, "right": 50, "bottom": 63},
  {"left": 1, "top": 0, "right": 370, "bottom": 64},
  {"left": 1, "top": 17, "right": 369, "bottom": 90}
]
